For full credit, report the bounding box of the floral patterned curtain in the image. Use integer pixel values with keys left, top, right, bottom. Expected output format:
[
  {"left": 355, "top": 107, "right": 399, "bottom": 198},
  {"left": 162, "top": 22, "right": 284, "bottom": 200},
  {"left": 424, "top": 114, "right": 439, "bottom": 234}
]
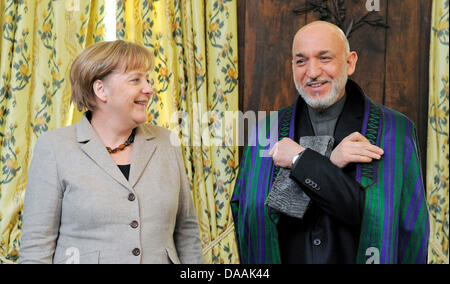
[
  {"left": 116, "top": 0, "right": 240, "bottom": 264},
  {"left": 427, "top": 0, "right": 449, "bottom": 265},
  {"left": 0, "top": 0, "right": 105, "bottom": 264}
]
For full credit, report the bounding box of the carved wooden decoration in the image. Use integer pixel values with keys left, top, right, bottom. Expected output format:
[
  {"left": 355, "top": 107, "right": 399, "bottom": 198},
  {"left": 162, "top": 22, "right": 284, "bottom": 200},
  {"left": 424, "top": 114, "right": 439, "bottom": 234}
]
[{"left": 293, "top": 0, "right": 389, "bottom": 38}]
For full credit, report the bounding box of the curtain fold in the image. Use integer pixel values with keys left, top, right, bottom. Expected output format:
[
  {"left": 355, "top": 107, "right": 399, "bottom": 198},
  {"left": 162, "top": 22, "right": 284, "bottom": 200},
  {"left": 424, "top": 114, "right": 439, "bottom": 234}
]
[
  {"left": 0, "top": 0, "right": 105, "bottom": 264},
  {"left": 427, "top": 0, "right": 449, "bottom": 265},
  {"left": 116, "top": 0, "right": 240, "bottom": 264}
]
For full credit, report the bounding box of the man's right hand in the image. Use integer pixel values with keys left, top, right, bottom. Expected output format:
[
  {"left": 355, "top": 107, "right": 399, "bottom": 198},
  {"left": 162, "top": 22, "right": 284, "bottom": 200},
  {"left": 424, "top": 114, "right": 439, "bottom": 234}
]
[{"left": 330, "top": 132, "right": 384, "bottom": 168}]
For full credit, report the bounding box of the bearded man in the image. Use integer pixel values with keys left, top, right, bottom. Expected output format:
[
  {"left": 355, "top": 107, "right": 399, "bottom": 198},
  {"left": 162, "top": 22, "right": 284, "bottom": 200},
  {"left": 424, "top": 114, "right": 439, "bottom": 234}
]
[{"left": 231, "top": 21, "right": 429, "bottom": 264}]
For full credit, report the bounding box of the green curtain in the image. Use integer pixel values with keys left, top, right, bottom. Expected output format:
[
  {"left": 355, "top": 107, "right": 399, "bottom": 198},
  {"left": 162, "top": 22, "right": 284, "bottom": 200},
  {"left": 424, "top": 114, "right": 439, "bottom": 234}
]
[
  {"left": 427, "top": 0, "right": 449, "bottom": 264},
  {"left": 0, "top": 0, "right": 105, "bottom": 264},
  {"left": 116, "top": 0, "right": 240, "bottom": 264}
]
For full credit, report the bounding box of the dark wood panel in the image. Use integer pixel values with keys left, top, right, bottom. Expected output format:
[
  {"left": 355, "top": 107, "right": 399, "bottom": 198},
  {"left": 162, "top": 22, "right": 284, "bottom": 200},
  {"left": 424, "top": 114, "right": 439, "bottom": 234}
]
[
  {"left": 237, "top": 0, "right": 246, "bottom": 117},
  {"left": 345, "top": 0, "right": 388, "bottom": 105},
  {"left": 418, "top": 0, "right": 432, "bottom": 172},
  {"left": 385, "top": 0, "right": 421, "bottom": 123},
  {"left": 242, "top": 0, "right": 307, "bottom": 114},
  {"left": 384, "top": 0, "right": 430, "bottom": 167}
]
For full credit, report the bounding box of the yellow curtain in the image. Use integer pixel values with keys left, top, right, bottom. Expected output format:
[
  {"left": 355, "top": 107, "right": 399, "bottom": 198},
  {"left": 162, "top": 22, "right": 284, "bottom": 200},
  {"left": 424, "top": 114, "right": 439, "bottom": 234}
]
[
  {"left": 0, "top": 0, "right": 105, "bottom": 264},
  {"left": 116, "top": 0, "right": 240, "bottom": 264},
  {"left": 427, "top": 0, "right": 449, "bottom": 265}
]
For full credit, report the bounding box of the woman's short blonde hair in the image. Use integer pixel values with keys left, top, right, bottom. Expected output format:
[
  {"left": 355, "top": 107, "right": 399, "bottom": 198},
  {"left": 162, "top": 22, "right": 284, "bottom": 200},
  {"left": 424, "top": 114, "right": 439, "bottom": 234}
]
[{"left": 70, "top": 40, "right": 153, "bottom": 111}]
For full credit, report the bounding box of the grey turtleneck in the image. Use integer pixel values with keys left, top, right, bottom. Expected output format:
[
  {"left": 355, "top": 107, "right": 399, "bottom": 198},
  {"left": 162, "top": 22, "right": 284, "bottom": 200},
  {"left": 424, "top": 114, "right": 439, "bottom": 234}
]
[{"left": 307, "top": 94, "right": 347, "bottom": 136}]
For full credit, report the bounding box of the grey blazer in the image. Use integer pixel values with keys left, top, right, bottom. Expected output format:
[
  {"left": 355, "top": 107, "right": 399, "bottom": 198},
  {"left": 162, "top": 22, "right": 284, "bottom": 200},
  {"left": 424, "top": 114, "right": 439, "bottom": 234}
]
[{"left": 19, "top": 115, "right": 203, "bottom": 264}]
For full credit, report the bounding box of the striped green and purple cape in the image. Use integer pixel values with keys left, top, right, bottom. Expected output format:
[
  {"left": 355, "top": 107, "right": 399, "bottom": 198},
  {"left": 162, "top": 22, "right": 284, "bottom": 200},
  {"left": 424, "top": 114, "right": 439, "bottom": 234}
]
[{"left": 231, "top": 87, "right": 430, "bottom": 264}]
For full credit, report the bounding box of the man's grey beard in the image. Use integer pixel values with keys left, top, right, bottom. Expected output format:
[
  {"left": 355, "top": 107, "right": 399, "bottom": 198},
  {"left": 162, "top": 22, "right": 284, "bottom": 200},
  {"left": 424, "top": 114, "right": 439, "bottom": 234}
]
[{"left": 294, "top": 70, "right": 348, "bottom": 111}]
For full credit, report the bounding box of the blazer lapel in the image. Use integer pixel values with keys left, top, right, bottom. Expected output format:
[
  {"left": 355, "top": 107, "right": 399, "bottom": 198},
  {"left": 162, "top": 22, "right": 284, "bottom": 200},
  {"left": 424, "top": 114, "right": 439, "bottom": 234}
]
[
  {"left": 295, "top": 97, "right": 315, "bottom": 140},
  {"left": 76, "top": 114, "right": 133, "bottom": 192},
  {"left": 333, "top": 80, "right": 370, "bottom": 180},
  {"left": 334, "top": 80, "right": 365, "bottom": 146},
  {"left": 129, "top": 124, "right": 157, "bottom": 188}
]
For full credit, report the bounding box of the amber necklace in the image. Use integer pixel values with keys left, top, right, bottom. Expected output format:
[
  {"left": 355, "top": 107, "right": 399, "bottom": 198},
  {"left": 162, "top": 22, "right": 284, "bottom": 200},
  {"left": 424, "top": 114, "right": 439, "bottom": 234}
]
[{"left": 106, "top": 128, "right": 136, "bottom": 154}]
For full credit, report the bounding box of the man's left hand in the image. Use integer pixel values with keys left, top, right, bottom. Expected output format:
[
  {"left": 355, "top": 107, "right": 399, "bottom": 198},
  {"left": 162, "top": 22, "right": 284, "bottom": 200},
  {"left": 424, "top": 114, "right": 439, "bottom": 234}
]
[{"left": 269, "top": 138, "right": 305, "bottom": 168}]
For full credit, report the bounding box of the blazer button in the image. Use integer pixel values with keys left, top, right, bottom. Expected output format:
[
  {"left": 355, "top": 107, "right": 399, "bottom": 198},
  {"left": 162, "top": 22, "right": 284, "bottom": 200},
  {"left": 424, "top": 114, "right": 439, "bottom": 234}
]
[
  {"left": 130, "top": 220, "right": 139, "bottom": 229},
  {"left": 313, "top": 239, "right": 322, "bottom": 246},
  {"left": 128, "top": 193, "right": 136, "bottom": 201},
  {"left": 132, "top": 248, "right": 141, "bottom": 256}
]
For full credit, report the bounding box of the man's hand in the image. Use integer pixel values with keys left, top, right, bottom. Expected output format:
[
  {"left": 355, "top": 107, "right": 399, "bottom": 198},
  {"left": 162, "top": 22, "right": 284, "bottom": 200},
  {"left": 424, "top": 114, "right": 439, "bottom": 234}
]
[
  {"left": 269, "top": 138, "right": 305, "bottom": 168},
  {"left": 330, "top": 132, "right": 384, "bottom": 168}
]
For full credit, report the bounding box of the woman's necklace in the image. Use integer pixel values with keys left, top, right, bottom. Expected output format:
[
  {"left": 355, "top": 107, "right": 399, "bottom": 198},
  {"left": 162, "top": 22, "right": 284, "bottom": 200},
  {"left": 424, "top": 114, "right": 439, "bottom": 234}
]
[{"left": 106, "top": 128, "right": 136, "bottom": 154}]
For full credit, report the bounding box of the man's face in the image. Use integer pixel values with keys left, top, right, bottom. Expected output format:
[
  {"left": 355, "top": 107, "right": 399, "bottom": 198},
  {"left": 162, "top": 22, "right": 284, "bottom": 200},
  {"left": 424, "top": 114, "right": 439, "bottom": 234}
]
[{"left": 292, "top": 27, "right": 355, "bottom": 110}]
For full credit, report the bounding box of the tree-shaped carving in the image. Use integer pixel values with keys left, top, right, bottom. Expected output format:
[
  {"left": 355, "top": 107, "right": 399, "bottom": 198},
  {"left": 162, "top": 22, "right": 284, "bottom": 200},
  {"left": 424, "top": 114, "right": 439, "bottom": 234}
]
[{"left": 294, "top": 0, "right": 389, "bottom": 38}]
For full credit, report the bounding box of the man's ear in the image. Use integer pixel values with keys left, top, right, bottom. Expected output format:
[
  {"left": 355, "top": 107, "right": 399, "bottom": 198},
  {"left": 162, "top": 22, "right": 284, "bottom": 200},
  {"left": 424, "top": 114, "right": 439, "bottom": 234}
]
[
  {"left": 346, "top": 51, "right": 358, "bottom": 76},
  {"left": 93, "top": 79, "right": 107, "bottom": 103}
]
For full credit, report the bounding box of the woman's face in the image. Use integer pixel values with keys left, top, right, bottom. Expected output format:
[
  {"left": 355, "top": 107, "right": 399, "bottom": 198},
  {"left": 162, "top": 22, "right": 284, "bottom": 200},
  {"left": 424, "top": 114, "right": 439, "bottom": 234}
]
[{"left": 101, "top": 69, "right": 153, "bottom": 127}]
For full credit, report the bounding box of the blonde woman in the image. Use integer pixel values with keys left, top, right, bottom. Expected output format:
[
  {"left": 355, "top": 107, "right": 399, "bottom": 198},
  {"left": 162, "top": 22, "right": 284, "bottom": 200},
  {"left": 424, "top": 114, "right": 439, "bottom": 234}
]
[{"left": 19, "top": 40, "right": 203, "bottom": 264}]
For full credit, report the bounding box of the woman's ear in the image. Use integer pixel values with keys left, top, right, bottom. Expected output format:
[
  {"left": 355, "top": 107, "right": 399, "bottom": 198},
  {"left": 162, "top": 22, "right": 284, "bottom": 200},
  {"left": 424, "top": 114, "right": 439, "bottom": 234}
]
[{"left": 93, "top": 79, "right": 107, "bottom": 103}]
